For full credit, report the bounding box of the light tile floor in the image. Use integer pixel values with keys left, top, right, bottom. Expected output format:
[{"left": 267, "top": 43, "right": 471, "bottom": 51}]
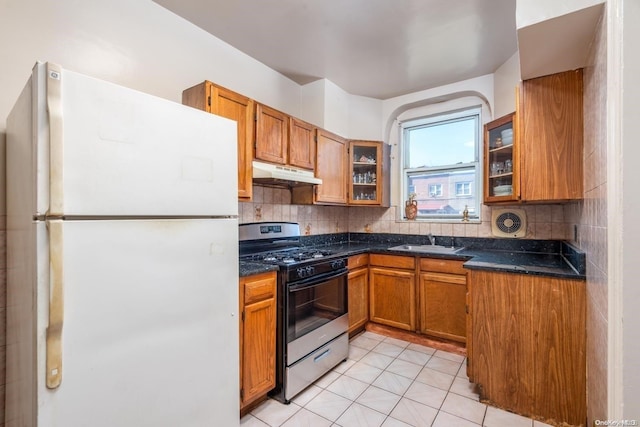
[{"left": 241, "top": 331, "right": 553, "bottom": 427}]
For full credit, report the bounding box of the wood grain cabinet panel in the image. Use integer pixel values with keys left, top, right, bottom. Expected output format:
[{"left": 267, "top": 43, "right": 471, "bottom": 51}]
[
  {"left": 419, "top": 272, "right": 467, "bottom": 343},
  {"left": 289, "top": 117, "right": 316, "bottom": 170},
  {"left": 520, "top": 69, "right": 583, "bottom": 202},
  {"left": 348, "top": 266, "right": 369, "bottom": 335},
  {"left": 291, "top": 128, "right": 347, "bottom": 205},
  {"left": 469, "top": 270, "right": 586, "bottom": 426},
  {"left": 483, "top": 70, "right": 583, "bottom": 204},
  {"left": 239, "top": 272, "right": 277, "bottom": 410},
  {"left": 316, "top": 129, "right": 348, "bottom": 204},
  {"left": 182, "top": 81, "right": 254, "bottom": 200},
  {"left": 369, "top": 266, "right": 416, "bottom": 331},
  {"left": 532, "top": 277, "right": 586, "bottom": 426},
  {"left": 255, "top": 103, "right": 289, "bottom": 165},
  {"left": 470, "top": 271, "right": 535, "bottom": 416}
]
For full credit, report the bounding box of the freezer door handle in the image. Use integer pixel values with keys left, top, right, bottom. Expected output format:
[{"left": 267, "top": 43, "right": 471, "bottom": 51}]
[
  {"left": 47, "top": 62, "right": 64, "bottom": 216},
  {"left": 46, "top": 219, "right": 64, "bottom": 389}
]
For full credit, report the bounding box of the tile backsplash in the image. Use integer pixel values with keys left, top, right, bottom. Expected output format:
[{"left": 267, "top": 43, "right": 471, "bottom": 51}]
[{"left": 240, "top": 185, "right": 573, "bottom": 240}]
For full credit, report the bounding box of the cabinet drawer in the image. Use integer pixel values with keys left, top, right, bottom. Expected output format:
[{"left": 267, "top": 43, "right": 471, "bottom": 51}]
[
  {"left": 370, "top": 254, "right": 415, "bottom": 270},
  {"left": 348, "top": 254, "right": 369, "bottom": 270},
  {"left": 243, "top": 272, "right": 276, "bottom": 305},
  {"left": 422, "top": 272, "right": 467, "bottom": 285},
  {"left": 420, "top": 258, "right": 466, "bottom": 275}
]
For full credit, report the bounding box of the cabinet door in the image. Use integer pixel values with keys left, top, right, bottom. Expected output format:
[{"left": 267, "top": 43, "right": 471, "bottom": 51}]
[
  {"left": 289, "top": 118, "right": 316, "bottom": 170},
  {"left": 532, "top": 277, "right": 586, "bottom": 426},
  {"left": 349, "top": 140, "right": 382, "bottom": 205},
  {"left": 369, "top": 267, "right": 415, "bottom": 331},
  {"left": 470, "top": 271, "right": 534, "bottom": 416},
  {"left": 419, "top": 272, "right": 466, "bottom": 343},
  {"left": 255, "top": 103, "right": 288, "bottom": 165},
  {"left": 210, "top": 85, "right": 255, "bottom": 201},
  {"left": 240, "top": 272, "right": 276, "bottom": 409},
  {"left": 315, "top": 129, "right": 347, "bottom": 204},
  {"left": 348, "top": 267, "right": 369, "bottom": 335},
  {"left": 484, "top": 112, "right": 519, "bottom": 204},
  {"left": 521, "top": 70, "right": 583, "bottom": 201},
  {"left": 241, "top": 298, "right": 276, "bottom": 406}
]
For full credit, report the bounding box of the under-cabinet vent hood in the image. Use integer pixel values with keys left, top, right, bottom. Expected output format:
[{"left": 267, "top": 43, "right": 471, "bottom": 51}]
[{"left": 252, "top": 160, "right": 322, "bottom": 186}]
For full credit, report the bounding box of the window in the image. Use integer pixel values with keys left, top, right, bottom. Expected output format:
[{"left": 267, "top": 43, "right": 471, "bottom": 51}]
[
  {"left": 402, "top": 108, "right": 481, "bottom": 220},
  {"left": 456, "top": 182, "right": 471, "bottom": 196},
  {"left": 429, "top": 184, "right": 442, "bottom": 197}
]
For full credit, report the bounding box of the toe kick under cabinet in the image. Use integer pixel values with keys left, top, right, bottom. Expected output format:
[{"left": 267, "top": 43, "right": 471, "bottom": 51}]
[{"left": 468, "top": 270, "right": 586, "bottom": 426}]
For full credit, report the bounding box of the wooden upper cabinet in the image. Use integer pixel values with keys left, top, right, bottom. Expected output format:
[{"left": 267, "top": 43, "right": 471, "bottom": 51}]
[
  {"left": 289, "top": 118, "right": 316, "bottom": 170},
  {"left": 483, "top": 70, "right": 583, "bottom": 204},
  {"left": 348, "top": 140, "right": 384, "bottom": 205},
  {"left": 294, "top": 129, "right": 347, "bottom": 205},
  {"left": 182, "top": 81, "right": 254, "bottom": 200},
  {"left": 255, "top": 103, "right": 289, "bottom": 165},
  {"left": 484, "top": 112, "right": 519, "bottom": 204},
  {"left": 520, "top": 69, "right": 583, "bottom": 202}
]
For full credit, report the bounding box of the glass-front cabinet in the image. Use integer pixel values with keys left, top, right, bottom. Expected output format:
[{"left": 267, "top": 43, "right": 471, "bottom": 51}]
[
  {"left": 349, "top": 140, "right": 383, "bottom": 205},
  {"left": 484, "top": 112, "right": 519, "bottom": 203}
]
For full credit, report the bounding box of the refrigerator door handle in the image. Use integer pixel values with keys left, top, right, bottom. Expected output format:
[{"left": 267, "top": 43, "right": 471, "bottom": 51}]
[
  {"left": 47, "top": 62, "right": 64, "bottom": 216},
  {"left": 46, "top": 219, "right": 64, "bottom": 389}
]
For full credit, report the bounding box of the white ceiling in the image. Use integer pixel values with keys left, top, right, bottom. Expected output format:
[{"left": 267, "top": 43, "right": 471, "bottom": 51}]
[{"left": 154, "top": 0, "right": 518, "bottom": 100}]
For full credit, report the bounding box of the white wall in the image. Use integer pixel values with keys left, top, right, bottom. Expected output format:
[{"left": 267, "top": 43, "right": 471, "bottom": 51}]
[
  {"left": 0, "top": 0, "right": 304, "bottom": 132},
  {"left": 299, "top": 79, "right": 383, "bottom": 140},
  {"left": 619, "top": 0, "right": 640, "bottom": 418},
  {"left": 348, "top": 95, "right": 384, "bottom": 141},
  {"left": 493, "top": 52, "right": 521, "bottom": 119},
  {"left": 516, "top": 0, "right": 604, "bottom": 28},
  {"left": 381, "top": 74, "right": 494, "bottom": 144}
]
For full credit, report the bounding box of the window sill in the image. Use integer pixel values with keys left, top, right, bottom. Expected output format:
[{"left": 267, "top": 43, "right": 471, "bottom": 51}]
[{"left": 398, "top": 218, "right": 482, "bottom": 224}]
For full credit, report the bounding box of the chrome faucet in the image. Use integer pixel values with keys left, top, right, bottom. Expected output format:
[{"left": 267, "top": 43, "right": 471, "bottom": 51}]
[{"left": 427, "top": 233, "right": 436, "bottom": 245}]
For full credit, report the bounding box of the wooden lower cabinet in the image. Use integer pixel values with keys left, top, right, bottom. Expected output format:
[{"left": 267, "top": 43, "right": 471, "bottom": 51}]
[
  {"left": 239, "top": 271, "right": 277, "bottom": 410},
  {"left": 348, "top": 254, "right": 369, "bottom": 335},
  {"left": 369, "top": 255, "right": 416, "bottom": 331},
  {"left": 418, "top": 258, "right": 467, "bottom": 343},
  {"left": 469, "top": 270, "right": 586, "bottom": 426}
]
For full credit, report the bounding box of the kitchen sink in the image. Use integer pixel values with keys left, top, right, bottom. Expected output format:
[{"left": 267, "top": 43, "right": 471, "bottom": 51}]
[{"left": 388, "top": 244, "right": 464, "bottom": 254}]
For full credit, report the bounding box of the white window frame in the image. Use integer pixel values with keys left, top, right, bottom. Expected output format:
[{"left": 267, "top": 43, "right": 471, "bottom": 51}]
[
  {"left": 401, "top": 107, "right": 482, "bottom": 221},
  {"left": 429, "top": 184, "right": 443, "bottom": 198},
  {"left": 455, "top": 181, "right": 472, "bottom": 196}
]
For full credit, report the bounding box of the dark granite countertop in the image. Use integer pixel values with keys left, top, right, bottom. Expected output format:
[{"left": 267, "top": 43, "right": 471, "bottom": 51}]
[
  {"left": 239, "top": 261, "right": 279, "bottom": 277},
  {"left": 240, "top": 232, "right": 586, "bottom": 280}
]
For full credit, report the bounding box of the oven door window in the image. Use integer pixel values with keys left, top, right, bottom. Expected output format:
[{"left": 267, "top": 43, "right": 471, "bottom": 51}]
[{"left": 287, "top": 273, "right": 347, "bottom": 343}]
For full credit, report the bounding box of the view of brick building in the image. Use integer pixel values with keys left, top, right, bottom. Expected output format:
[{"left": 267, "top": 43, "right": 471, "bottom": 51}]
[{"left": 407, "top": 170, "right": 475, "bottom": 216}]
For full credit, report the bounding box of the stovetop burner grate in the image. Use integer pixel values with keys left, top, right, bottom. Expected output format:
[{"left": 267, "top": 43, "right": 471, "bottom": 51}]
[{"left": 243, "top": 248, "right": 335, "bottom": 264}]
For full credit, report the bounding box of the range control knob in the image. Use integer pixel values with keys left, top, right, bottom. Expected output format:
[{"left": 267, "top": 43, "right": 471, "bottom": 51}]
[
  {"left": 296, "top": 266, "right": 315, "bottom": 278},
  {"left": 330, "top": 259, "right": 345, "bottom": 269}
]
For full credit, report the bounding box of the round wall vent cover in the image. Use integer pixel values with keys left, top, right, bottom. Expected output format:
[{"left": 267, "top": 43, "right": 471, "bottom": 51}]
[{"left": 491, "top": 209, "right": 527, "bottom": 238}]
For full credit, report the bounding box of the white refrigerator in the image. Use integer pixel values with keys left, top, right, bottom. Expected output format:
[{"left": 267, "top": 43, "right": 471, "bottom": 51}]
[{"left": 5, "top": 62, "right": 240, "bottom": 426}]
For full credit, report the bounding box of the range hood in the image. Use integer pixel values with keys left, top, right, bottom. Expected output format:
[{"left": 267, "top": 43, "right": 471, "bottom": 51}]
[{"left": 252, "top": 160, "right": 322, "bottom": 186}]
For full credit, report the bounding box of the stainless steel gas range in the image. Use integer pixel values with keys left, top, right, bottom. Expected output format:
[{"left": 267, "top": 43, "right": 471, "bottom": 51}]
[{"left": 239, "top": 222, "right": 349, "bottom": 403}]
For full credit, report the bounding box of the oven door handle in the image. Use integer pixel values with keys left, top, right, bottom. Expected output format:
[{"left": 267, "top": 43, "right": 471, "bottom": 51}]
[{"left": 288, "top": 268, "right": 348, "bottom": 291}]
